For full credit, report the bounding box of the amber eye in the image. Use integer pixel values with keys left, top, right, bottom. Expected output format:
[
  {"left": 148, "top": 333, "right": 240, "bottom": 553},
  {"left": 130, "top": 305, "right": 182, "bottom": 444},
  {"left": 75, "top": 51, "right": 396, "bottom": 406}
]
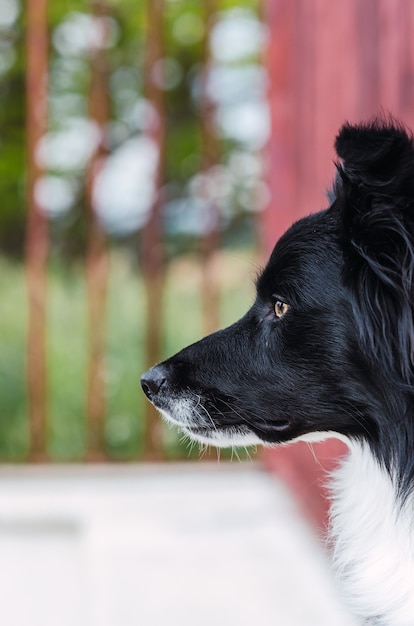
[{"left": 274, "top": 299, "right": 290, "bottom": 319}]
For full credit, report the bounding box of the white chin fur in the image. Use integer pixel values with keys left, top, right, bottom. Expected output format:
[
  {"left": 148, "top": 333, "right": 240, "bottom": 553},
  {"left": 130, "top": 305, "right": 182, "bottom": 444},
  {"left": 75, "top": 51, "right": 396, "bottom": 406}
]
[
  {"left": 159, "top": 401, "right": 262, "bottom": 448},
  {"left": 160, "top": 401, "right": 350, "bottom": 449},
  {"left": 182, "top": 427, "right": 262, "bottom": 448},
  {"left": 159, "top": 408, "right": 187, "bottom": 428},
  {"left": 292, "top": 431, "right": 350, "bottom": 445}
]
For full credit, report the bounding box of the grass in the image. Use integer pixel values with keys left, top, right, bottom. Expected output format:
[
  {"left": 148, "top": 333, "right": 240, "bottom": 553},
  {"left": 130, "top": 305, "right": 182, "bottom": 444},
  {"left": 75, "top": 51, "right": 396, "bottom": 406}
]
[{"left": 0, "top": 248, "right": 258, "bottom": 461}]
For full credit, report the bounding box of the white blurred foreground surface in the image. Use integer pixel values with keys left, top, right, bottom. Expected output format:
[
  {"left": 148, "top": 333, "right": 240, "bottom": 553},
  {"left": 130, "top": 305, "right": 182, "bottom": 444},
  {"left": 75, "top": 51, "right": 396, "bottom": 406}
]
[{"left": 0, "top": 463, "right": 357, "bottom": 626}]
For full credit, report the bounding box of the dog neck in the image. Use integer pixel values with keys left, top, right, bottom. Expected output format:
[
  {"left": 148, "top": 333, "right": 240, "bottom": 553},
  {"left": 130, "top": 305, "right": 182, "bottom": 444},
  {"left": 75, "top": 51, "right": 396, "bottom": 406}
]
[{"left": 330, "top": 442, "right": 414, "bottom": 625}]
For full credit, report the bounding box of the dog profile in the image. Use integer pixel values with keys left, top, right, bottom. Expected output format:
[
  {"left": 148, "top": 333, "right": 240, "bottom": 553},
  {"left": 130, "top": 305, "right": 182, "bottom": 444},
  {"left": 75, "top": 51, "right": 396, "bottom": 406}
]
[{"left": 141, "top": 119, "right": 414, "bottom": 625}]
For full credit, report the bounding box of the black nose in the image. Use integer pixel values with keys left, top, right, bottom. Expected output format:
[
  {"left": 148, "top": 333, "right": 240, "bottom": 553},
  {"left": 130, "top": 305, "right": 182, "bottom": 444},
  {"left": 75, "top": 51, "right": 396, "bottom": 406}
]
[{"left": 140, "top": 365, "right": 167, "bottom": 400}]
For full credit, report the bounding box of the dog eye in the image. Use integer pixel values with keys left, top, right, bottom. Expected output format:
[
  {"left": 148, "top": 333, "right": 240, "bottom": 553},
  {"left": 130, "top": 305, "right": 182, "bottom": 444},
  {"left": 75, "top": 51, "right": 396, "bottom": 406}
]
[{"left": 274, "top": 299, "right": 290, "bottom": 319}]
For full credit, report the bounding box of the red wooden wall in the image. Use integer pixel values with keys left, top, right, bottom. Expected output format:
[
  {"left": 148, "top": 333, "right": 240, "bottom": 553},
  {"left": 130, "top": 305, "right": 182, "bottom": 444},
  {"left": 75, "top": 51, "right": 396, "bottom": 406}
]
[{"left": 262, "top": 0, "right": 414, "bottom": 529}]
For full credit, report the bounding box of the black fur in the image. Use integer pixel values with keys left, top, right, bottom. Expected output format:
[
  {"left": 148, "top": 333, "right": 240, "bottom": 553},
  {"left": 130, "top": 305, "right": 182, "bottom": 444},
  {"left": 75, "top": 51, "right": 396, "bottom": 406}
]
[{"left": 141, "top": 118, "right": 414, "bottom": 501}]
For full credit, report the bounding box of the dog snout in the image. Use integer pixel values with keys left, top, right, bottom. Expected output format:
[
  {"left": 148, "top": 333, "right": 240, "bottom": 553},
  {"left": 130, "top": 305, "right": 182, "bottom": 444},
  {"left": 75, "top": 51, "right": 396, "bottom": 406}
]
[{"left": 140, "top": 365, "right": 167, "bottom": 400}]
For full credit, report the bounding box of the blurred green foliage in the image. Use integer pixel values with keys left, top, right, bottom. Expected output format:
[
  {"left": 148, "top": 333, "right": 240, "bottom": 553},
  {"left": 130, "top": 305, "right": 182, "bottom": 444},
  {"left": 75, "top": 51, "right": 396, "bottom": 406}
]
[
  {"left": 0, "top": 250, "right": 255, "bottom": 460},
  {"left": 0, "top": 0, "right": 264, "bottom": 459},
  {"left": 0, "top": 0, "right": 262, "bottom": 257}
]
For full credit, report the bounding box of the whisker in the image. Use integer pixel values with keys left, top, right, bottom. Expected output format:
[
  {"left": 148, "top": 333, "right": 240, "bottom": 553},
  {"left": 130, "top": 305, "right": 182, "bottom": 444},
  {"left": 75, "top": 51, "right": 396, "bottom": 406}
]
[
  {"left": 215, "top": 396, "right": 270, "bottom": 429},
  {"left": 232, "top": 447, "right": 242, "bottom": 463}
]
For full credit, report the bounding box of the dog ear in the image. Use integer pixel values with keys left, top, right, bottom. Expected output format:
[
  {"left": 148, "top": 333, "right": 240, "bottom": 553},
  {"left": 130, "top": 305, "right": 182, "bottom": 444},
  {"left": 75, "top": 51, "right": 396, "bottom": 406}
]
[{"left": 334, "top": 119, "right": 414, "bottom": 383}]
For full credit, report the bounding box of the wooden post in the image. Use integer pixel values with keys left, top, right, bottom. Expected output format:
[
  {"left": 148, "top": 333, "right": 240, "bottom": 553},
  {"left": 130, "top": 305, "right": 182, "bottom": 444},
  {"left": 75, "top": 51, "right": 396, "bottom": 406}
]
[
  {"left": 85, "top": 0, "right": 110, "bottom": 460},
  {"left": 262, "top": 0, "right": 297, "bottom": 250},
  {"left": 25, "top": 0, "right": 49, "bottom": 461},
  {"left": 140, "top": 0, "right": 166, "bottom": 460},
  {"left": 199, "top": 0, "right": 221, "bottom": 336}
]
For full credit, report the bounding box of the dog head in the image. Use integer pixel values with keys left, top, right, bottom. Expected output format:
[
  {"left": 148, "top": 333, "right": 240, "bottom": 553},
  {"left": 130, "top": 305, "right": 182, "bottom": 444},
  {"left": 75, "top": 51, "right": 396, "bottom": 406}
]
[{"left": 141, "top": 119, "right": 414, "bottom": 452}]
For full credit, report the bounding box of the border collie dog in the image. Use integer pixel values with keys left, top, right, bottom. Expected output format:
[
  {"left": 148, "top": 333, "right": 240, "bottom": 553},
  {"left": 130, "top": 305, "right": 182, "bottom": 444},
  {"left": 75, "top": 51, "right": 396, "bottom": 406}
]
[{"left": 141, "top": 120, "right": 414, "bottom": 625}]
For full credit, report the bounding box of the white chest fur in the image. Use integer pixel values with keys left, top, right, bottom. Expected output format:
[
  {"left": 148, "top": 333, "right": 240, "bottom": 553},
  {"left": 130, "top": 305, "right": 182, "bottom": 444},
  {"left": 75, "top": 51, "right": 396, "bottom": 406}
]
[{"left": 330, "top": 443, "right": 414, "bottom": 625}]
